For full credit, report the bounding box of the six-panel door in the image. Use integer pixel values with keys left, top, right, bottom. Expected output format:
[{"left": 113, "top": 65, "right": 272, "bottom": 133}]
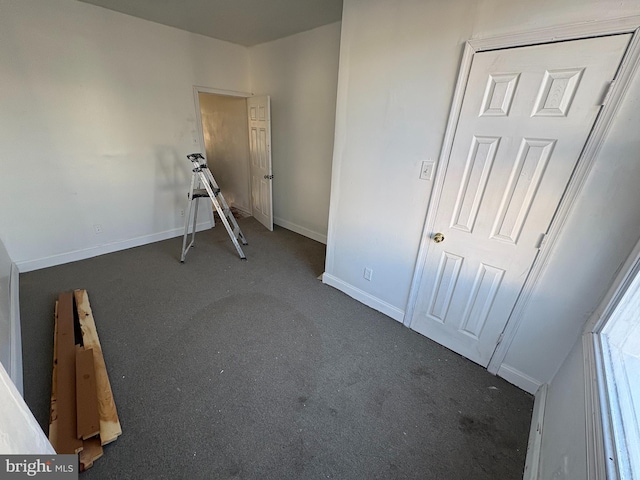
[{"left": 409, "top": 34, "right": 631, "bottom": 366}]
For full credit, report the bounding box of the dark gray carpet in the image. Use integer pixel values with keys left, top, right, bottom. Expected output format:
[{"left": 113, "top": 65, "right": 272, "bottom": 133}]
[{"left": 20, "top": 217, "right": 533, "bottom": 479}]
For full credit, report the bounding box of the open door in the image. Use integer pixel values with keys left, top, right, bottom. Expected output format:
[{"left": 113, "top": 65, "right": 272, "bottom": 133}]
[{"left": 247, "top": 95, "right": 273, "bottom": 231}]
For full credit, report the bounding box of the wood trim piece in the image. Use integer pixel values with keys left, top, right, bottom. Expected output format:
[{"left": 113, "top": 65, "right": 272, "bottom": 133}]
[
  {"left": 193, "top": 85, "right": 252, "bottom": 98},
  {"left": 322, "top": 273, "right": 405, "bottom": 322},
  {"left": 589, "top": 238, "right": 640, "bottom": 334},
  {"left": 54, "top": 292, "right": 83, "bottom": 454},
  {"left": 469, "top": 15, "right": 640, "bottom": 51},
  {"left": 76, "top": 347, "right": 100, "bottom": 440},
  {"left": 75, "top": 289, "right": 122, "bottom": 445},
  {"left": 595, "top": 341, "right": 621, "bottom": 479},
  {"left": 48, "top": 301, "right": 59, "bottom": 447},
  {"left": 523, "top": 383, "right": 548, "bottom": 480},
  {"left": 496, "top": 363, "right": 540, "bottom": 395},
  {"left": 583, "top": 333, "right": 614, "bottom": 479},
  {"left": 9, "top": 262, "right": 22, "bottom": 393},
  {"left": 79, "top": 436, "right": 104, "bottom": 471},
  {"left": 598, "top": 337, "right": 630, "bottom": 478}
]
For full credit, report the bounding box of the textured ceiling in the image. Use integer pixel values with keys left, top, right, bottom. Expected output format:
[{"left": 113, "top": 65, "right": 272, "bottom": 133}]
[{"left": 78, "top": 0, "right": 343, "bottom": 46}]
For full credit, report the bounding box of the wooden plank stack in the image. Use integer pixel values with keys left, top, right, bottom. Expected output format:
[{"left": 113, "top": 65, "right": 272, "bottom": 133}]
[{"left": 48, "top": 289, "right": 121, "bottom": 471}]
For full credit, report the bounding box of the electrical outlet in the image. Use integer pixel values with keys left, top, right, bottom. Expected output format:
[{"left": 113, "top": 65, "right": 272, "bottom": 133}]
[
  {"left": 420, "top": 160, "right": 435, "bottom": 181},
  {"left": 93, "top": 224, "right": 103, "bottom": 234},
  {"left": 180, "top": 209, "right": 185, "bottom": 217},
  {"left": 364, "top": 267, "right": 373, "bottom": 281}
]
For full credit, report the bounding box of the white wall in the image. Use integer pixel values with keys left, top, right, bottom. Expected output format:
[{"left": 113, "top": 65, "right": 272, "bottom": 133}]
[
  {"left": 0, "top": 240, "right": 13, "bottom": 374},
  {"left": 535, "top": 236, "right": 640, "bottom": 479},
  {"left": 537, "top": 337, "right": 587, "bottom": 480},
  {"left": 249, "top": 22, "right": 342, "bottom": 244},
  {"left": 0, "top": 361, "right": 54, "bottom": 454},
  {"left": 501, "top": 53, "right": 640, "bottom": 389},
  {"left": 0, "top": 0, "right": 250, "bottom": 271},
  {"left": 326, "top": 0, "right": 640, "bottom": 389},
  {"left": 199, "top": 93, "right": 251, "bottom": 213},
  {"left": 0, "top": 234, "right": 23, "bottom": 397}
]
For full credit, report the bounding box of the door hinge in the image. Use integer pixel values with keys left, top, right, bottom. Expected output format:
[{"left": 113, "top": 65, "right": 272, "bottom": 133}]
[
  {"left": 496, "top": 332, "right": 505, "bottom": 346},
  {"left": 600, "top": 80, "right": 616, "bottom": 106},
  {"left": 536, "top": 233, "right": 548, "bottom": 250}
]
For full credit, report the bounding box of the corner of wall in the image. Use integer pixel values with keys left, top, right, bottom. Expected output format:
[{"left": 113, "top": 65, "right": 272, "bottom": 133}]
[
  {"left": 324, "top": 13, "right": 353, "bottom": 276},
  {"left": 9, "top": 263, "right": 23, "bottom": 395},
  {"left": 321, "top": 272, "right": 404, "bottom": 322},
  {"left": 0, "top": 360, "right": 54, "bottom": 454},
  {"left": 274, "top": 217, "right": 327, "bottom": 244},
  {"left": 523, "top": 383, "right": 548, "bottom": 480},
  {"left": 15, "top": 221, "right": 213, "bottom": 273},
  {"left": 497, "top": 363, "right": 542, "bottom": 395}
]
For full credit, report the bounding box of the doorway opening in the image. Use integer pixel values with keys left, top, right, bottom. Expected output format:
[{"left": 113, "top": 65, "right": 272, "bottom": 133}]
[
  {"left": 193, "top": 87, "right": 274, "bottom": 231},
  {"left": 198, "top": 91, "right": 251, "bottom": 217}
]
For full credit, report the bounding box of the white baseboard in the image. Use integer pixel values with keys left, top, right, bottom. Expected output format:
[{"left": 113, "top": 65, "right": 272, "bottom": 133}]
[
  {"left": 15, "top": 222, "right": 212, "bottom": 273},
  {"left": 274, "top": 217, "right": 327, "bottom": 244},
  {"left": 497, "top": 363, "right": 541, "bottom": 395},
  {"left": 9, "top": 262, "right": 23, "bottom": 395},
  {"left": 321, "top": 273, "right": 404, "bottom": 322},
  {"left": 523, "top": 383, "right": 548, "bottom": 480},
  {"left": 230, "top": 205, "right": 252, "bottom": 217}
]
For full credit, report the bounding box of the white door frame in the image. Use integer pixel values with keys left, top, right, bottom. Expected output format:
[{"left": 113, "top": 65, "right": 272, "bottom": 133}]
[
  {"left": 193, "top": 85, "right": 254, "bottom": 154},
  {"left": 404, "top": 16, "right": 640, "bottom": 376},
  {"left": 192, "top": 86, "right": 255, "bottom": 225}
]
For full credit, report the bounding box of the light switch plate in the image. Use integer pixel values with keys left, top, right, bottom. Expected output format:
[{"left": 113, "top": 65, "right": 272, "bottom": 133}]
[
  {"left": 364, "top": 267, "right": 373, "bottom": 281},
  {"left": 420, "top": 161, "right": 435, "bottom": 181}
]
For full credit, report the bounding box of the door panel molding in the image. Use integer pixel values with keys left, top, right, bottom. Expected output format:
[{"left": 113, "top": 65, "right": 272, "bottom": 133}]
[
  {"left": 490, "top": 137, "right": 555, "bottom": 244},
  {"left": 247, "top": 95, "right": 274, "bottom": 231},
  {"left": 404, "top": 18, "right": 640, "bottom": 378}
]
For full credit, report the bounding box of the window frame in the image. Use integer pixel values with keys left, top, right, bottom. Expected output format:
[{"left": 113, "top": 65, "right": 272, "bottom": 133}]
[{"left": 586, "top": 238, "right": 640, "bottom": 479}]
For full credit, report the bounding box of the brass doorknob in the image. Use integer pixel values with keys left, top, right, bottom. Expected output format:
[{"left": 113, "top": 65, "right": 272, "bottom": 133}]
[{"left": 433, "top": 232, "right": 445, "bottom": 243}]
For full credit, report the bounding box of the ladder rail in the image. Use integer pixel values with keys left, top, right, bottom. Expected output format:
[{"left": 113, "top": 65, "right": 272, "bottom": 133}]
[
  {"left": 180, "top": 154, "right": 247, "bottom": 262},
  {"left": 202, "top": 168, "right": 247, "bottom": 244},
  {"left": 197, "top": 169, "right": 247, "bottom": 259},
  {"left": 180, "top": 171, "right": 198, "bottom": 262}
]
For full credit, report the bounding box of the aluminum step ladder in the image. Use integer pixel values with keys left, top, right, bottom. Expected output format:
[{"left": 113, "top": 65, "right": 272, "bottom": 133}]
[{"left": 180, "top": 153, "right": 247, "bottom": 261}]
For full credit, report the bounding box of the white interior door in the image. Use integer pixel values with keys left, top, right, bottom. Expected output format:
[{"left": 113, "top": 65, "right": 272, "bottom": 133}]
[
  {"left": 247, "top": 95, "right": 273, "bottom": 231},
  {"left": 409, "top": 34, "right": 630, "bottom": 366}
]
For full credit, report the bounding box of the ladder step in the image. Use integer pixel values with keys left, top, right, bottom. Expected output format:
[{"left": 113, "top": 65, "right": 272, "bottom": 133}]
[
  {"left": 181, "top": 154, "right": 247, "bottom": 261},
  {"left": 191, "top": 187, "right": 220, "bottom": 198},
  {"left": 191, "top": 189, "right": 209, "bottom": 199}
]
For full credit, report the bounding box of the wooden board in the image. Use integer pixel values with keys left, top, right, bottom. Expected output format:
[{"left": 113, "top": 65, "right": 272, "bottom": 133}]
[
  {"left": 54, "top": 292, "right": 83, "bottom": 454},
  {"left": 48, "top": 301, "right": 59, "bottom": 446},
  {"left": 76, "top": 347, "right": 100, "bottom": 440},
  {"left": 75, "top": 289, "right": 122, "bottom": 445},
  {"left": 79, "top": 437, "right": 104, "bottom": 471}
]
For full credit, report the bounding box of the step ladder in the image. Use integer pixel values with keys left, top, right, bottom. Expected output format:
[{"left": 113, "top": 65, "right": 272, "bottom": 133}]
[{"left": 180, "top": 153, "right": 248, "bottom": 262}]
